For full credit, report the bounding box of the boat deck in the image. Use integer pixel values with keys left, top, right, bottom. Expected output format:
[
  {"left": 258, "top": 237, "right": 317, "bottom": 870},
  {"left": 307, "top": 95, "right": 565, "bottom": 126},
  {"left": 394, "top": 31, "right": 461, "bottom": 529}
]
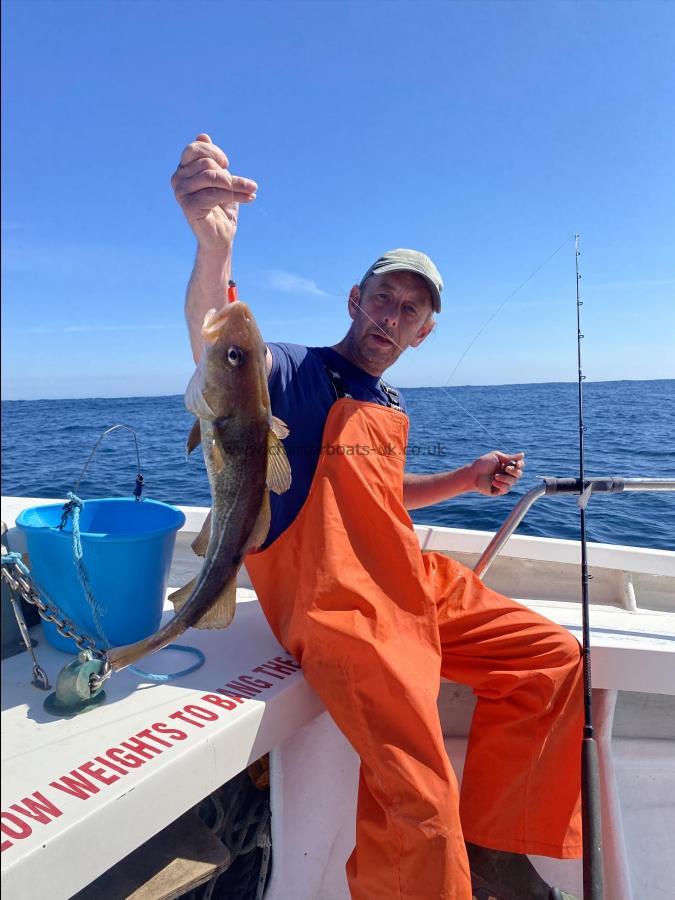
[
  {"left": 2, "top": 498, "right": 674, "bottom": 899},
  {"left": 1, "top": 587, "right": 323, "bottom": 898}
]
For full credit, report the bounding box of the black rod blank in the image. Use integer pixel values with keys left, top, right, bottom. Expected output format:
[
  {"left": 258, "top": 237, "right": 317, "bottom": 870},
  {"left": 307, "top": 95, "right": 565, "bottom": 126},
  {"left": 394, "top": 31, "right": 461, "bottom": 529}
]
[{"left": 576, "top": 235, "right": 604, "bottom": 900}]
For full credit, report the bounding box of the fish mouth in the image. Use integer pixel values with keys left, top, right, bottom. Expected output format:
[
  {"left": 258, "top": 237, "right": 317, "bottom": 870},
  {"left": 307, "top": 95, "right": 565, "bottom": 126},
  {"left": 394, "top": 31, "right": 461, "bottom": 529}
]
[{"left": 202, "top": 303, "right": 253, "bottom": 344}]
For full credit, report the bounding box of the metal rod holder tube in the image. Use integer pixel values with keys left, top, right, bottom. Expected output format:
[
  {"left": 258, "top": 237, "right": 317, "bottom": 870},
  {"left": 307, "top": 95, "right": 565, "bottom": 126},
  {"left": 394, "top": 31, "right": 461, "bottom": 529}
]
[
  {"left": 622, "top": 478, "right": 675, "bottom": 492},
  {"left": 473, "top": 476, "right": 675, "bottom": 578},
  {"left": 473, "top": 483, "right": 546, "bottom": 578}
]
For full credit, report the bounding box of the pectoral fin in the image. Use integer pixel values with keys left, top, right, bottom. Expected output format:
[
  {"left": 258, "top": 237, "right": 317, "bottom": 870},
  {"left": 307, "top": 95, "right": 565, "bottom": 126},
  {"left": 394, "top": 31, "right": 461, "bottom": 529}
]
[
  {"left": 267, "top": 430, "right": 292, "bottom": 494},
  {"left": 191, "top": 509, "right": 212, "bottom": 557},
  {"left": 169, "top": 576, "right": 198, "bottom": 613},
  {"left": 271, "top": 415, "right": 290, "bottom": 439},
  {"left": 194, "top": 578, "right": 237, "bottom": 629}
]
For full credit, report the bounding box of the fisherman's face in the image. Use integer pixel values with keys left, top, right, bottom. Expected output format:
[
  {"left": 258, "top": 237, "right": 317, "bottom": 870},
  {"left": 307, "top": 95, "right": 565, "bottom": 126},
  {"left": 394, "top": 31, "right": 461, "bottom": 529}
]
[{"left": 347, "top": 272, "right": 435, "bottom": 374}]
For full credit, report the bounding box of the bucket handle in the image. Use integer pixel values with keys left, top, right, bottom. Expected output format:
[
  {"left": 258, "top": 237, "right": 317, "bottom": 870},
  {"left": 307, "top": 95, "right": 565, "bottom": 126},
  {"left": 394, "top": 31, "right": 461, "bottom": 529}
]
[{"left": 71, "top": 423, "right": 145, "bottom": 506}]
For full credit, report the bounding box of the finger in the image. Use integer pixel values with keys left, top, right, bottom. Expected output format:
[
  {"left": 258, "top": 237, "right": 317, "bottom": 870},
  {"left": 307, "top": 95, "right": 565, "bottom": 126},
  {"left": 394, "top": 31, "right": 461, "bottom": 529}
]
[
  {"left": 195, "top": 132, "right": 212, "bottom": 143},
  {"left": 494, "top": 450, "right": 524, "bottom": 461},
  {"left": 174, "top": 167, "right": 258, "bottom": 202},
  {"left": 175, "top": 167, "right": 234, "bottom": 198},
  {"left": 183, "top": 188, "right": 253, "bottom": 215},
  {"left": 184, "top": 190, "right": 254, "bottom": 215},
  {"left": 180, "top": 139, "right": 229, "bottom": 170},
  {"left": 490, "top": 479, "right": 511, "bottom": 494},
  {"left": 231, "top": 174, "right": 257, "bottom": 196},
  {"left": 495, "top": 450, "right": 524, "bottom": 464},
  {"left": 495, "top": 455, "right": 525, "bottom": 477},
  {"left": 177, "top": 169, "right": 257, "bottom": 198},
  {"left": 492, "top": 473, "right": 517, "bottom": 487},
  {"left": 173, "top": 156, "right": 222, "bottom": 184},
  {"left": 172, "top": 159, "right": 220, "bottom": 193}
]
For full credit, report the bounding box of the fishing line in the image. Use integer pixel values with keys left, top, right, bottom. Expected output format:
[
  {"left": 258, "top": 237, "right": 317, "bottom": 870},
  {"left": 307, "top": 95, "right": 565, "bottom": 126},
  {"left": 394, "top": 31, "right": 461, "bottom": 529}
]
[
  {"left": 248, "top": 196, "right": 572, "bottom": 451},
  {"left": 436, "top": 232, "right": 575, "bottom": 450},
  {"left": 443, "top": 234, "right": 574, "bottom": 386}
]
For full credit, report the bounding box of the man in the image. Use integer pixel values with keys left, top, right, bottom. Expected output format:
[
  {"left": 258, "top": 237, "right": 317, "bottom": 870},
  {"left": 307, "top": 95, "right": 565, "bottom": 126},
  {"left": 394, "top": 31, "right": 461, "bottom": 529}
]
[{"left": 173, "top": 134, "right": 581, "bottom": 900}]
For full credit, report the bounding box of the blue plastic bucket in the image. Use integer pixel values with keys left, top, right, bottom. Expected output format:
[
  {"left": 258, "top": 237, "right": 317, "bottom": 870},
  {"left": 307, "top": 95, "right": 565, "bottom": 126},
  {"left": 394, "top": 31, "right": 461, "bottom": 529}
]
[{"left": 16, "top": 498, "right": 186, "bottom": 654}]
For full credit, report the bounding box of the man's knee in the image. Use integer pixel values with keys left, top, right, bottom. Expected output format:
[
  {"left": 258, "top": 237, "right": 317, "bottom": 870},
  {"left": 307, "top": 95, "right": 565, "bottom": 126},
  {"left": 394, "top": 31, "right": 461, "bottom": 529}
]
[{"left": 549, "top": 623, "right": 583, "bottom": 675}]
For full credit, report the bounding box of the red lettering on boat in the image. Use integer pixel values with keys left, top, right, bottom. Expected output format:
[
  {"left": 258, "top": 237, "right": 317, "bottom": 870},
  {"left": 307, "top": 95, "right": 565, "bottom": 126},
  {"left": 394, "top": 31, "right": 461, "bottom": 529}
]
[
  {"left": 79, "top": 762, "right": 120, "bottom": 787},
  {"left": 50, "top": 770, "right": 101, "bottom": 800},
  {"left": 9, "top": 791, "right": 62, "bottom": 825}
]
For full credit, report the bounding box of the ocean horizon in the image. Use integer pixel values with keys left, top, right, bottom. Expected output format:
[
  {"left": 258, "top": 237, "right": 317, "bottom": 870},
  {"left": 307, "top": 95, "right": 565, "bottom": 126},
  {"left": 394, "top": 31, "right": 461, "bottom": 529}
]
[
  {"left": 2, "top": 379, "right": 674, "bottom": 551},
  {"left": 3, "top": 376, "right": 672, "bottom": 404}
]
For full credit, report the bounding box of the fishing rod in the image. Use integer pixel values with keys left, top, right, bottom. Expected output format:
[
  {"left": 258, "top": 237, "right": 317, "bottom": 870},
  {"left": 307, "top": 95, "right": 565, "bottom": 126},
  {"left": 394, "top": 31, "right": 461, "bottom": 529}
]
[{"left": 575, "top": 234, "right": 604, "bottom": 900}]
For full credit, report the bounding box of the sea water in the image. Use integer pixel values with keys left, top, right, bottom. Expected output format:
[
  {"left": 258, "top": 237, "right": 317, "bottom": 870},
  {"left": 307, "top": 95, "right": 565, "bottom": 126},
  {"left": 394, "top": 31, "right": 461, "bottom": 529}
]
[{"left": 2, "top": 380, "right": 673, "bottom": 550}]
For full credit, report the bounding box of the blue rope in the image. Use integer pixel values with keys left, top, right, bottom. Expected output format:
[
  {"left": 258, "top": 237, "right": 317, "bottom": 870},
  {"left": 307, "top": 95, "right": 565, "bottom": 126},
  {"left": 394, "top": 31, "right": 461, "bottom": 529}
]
[
  {"left": 60, "top": 493, "right": 205, "bottom": 681},
  {"left": 65, "top": 493, "right": 109, "bottom": 646},
  {"left": 128, "top": 644, "right": 206, "bottom": 682},
  {"left": 2, "top": 551, "right": 30, "bottom": 575}
]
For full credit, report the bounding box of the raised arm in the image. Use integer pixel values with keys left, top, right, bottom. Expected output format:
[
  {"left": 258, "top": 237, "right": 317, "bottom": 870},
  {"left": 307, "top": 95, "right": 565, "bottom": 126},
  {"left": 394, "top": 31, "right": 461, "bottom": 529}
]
[{"left": 171, "top": 133, "right": 266, "bottom": 366}]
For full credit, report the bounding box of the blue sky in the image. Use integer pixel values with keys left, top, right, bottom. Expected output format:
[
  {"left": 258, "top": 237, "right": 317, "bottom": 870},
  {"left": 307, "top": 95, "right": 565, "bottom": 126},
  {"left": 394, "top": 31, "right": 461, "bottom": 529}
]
[{"left": 2, "top": 0, "right": 674, "bottom": 400}]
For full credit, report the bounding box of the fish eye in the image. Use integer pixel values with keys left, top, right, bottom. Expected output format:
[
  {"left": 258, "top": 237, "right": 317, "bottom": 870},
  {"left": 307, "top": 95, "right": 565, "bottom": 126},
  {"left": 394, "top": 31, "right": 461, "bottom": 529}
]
[{"left": 227, "top": 346, "right": 245, "bottom": 367}]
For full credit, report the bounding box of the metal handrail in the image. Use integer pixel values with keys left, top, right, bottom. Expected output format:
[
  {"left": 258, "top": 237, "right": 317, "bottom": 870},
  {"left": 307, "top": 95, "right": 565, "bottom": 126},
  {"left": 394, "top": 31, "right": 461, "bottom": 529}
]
[{"left": 474, "top": 477, "right": 675, "bottom": 578}]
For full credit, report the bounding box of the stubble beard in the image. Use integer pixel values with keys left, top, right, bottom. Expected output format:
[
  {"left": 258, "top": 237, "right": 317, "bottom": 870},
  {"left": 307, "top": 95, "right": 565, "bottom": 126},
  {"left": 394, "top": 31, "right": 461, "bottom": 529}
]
[{"left": 349, "top": 323, "right": 400, "bottom": 376}]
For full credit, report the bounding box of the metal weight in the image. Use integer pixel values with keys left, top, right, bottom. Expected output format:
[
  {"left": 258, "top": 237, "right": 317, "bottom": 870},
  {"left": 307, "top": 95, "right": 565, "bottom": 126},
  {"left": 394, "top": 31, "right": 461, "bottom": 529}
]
[{"left": 44, "top": 651, "right": 107, "bottom": 717}]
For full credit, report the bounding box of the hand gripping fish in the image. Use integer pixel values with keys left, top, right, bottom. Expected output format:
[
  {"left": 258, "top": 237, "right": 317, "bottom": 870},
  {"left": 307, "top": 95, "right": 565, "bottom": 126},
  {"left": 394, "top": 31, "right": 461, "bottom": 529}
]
[{"left": 108, "top": 301, "right": 291, "bottom": 672}]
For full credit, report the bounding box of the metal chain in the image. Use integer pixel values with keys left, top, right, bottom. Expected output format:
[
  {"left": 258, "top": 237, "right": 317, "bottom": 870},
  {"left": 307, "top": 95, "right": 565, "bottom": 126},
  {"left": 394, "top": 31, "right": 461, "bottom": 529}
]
[
  {"left": 0, "top": 561, "right": 106, "bottom": 659},
  {"left": 89, "top": 657, "right": 113, "bottom": 690},
  {"left": 1, "top": 560, "right": 114, "bottom": 693}
]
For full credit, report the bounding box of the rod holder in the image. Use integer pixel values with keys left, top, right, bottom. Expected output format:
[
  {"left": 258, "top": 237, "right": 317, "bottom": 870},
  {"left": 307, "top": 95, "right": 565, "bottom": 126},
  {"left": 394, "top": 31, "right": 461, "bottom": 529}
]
[{"left": 473, "top": 476, "right": 675, "bottom": 578}]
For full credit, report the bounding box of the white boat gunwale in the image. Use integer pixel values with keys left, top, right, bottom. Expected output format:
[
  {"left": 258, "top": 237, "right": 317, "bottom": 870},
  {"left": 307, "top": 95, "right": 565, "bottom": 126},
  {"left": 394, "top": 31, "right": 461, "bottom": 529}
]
[{"left": 1, "top": 495, "right": 674, "bottom": 900}]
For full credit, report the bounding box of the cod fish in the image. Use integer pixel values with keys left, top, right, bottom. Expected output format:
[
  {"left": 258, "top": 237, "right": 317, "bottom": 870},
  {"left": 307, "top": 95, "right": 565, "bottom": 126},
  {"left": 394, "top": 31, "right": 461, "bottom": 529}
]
[{"left": 108, "top": 301, "right": 291, "bottom": 672}]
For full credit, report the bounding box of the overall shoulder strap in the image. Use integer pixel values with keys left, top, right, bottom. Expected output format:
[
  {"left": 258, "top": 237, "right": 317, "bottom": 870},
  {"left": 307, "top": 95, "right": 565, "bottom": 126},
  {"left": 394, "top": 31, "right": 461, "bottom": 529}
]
[
  {"left": 324, "top": 366, "right": 353, "bottom": 400},
  {"left": 379, "top": 379, "right": 402, "bottom": 411},
  {"left": 325, "top": 364, "right": 401, "bottom": 410}
]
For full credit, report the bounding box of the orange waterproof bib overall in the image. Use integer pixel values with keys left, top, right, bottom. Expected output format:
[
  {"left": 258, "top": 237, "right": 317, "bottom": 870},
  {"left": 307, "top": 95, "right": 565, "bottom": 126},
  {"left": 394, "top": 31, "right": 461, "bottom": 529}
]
[{"left": 247, "top": 398, "right": 583, "bottom": 900}]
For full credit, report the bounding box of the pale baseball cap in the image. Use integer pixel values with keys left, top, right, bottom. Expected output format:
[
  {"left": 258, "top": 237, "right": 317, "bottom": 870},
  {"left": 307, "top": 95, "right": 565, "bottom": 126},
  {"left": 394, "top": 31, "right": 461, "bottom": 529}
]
[{"left": 359, "top": 248, "right": 443, "bottom": 313}]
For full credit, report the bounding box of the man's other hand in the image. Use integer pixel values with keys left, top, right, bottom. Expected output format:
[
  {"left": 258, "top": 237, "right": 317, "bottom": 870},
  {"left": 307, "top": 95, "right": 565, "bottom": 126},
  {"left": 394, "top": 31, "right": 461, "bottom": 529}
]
[
  {"left": 471, "top": 451, "right": 525, "bottom": 496},
  {"left": 171, "top": 133, "right": 258, "bottom": 250}
]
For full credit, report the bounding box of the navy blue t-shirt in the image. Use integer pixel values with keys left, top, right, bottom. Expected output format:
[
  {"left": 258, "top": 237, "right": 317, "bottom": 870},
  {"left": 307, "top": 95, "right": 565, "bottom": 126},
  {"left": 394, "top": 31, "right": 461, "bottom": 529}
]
[{"left": 265, "top": 343, "right": 407, "bottom": 547}]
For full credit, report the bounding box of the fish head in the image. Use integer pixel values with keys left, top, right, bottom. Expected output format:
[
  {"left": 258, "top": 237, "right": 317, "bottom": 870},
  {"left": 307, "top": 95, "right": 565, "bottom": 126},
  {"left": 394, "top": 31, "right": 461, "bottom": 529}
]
[{"left": 185, "top": 302, "right": 270, "bottom": 422}]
